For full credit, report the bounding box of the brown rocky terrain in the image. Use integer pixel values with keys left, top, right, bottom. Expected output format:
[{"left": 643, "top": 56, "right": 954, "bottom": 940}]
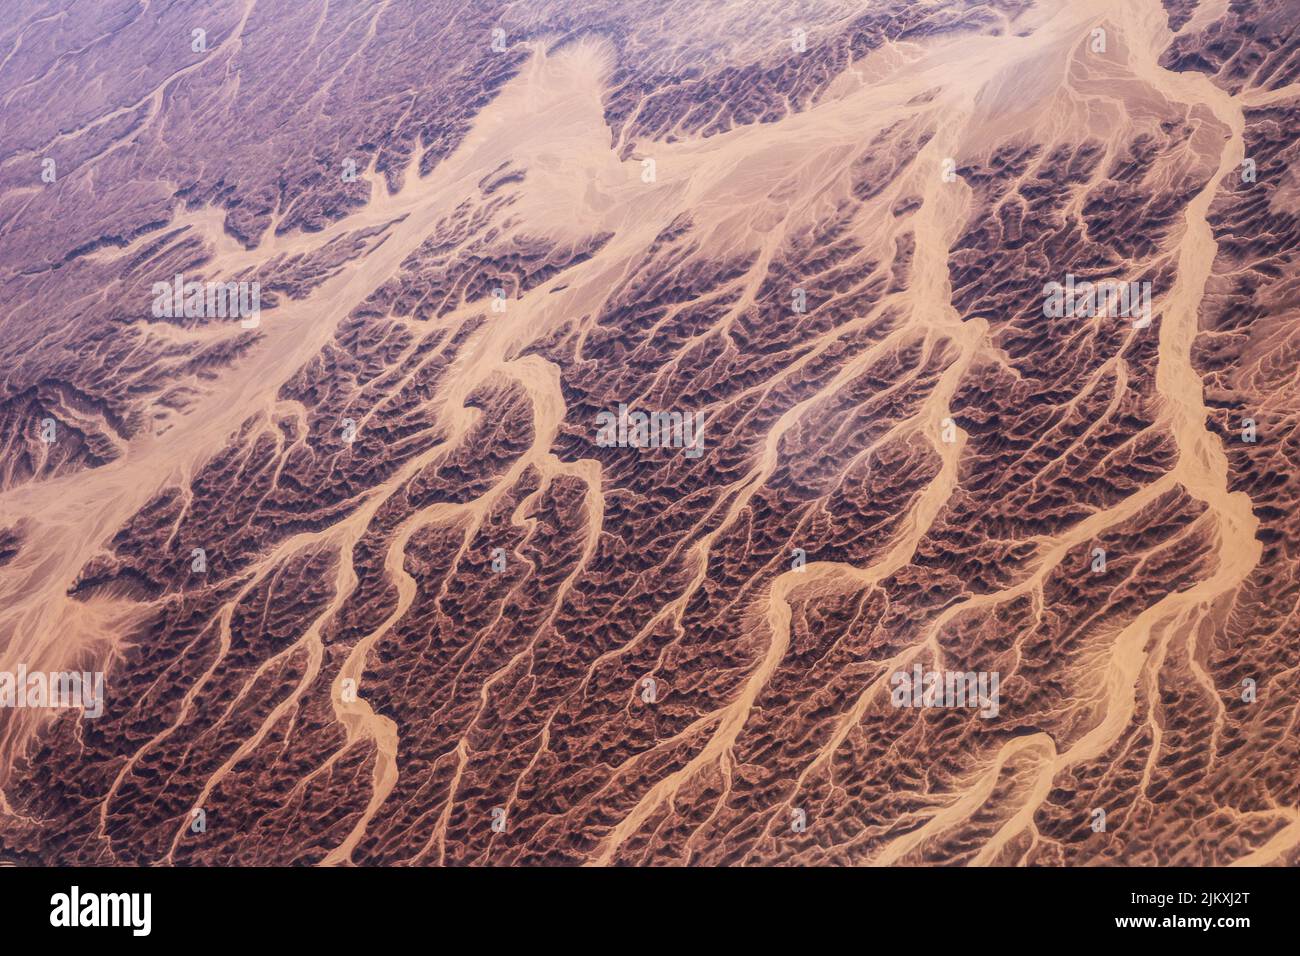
[{"left": 0, "top": 0, "right": 1297, "bottom": 866}]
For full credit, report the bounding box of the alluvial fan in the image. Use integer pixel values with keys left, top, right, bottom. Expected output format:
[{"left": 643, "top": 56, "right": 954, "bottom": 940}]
[{"left": 0, "top": 0, "right": 1297, "bottom": 866}]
